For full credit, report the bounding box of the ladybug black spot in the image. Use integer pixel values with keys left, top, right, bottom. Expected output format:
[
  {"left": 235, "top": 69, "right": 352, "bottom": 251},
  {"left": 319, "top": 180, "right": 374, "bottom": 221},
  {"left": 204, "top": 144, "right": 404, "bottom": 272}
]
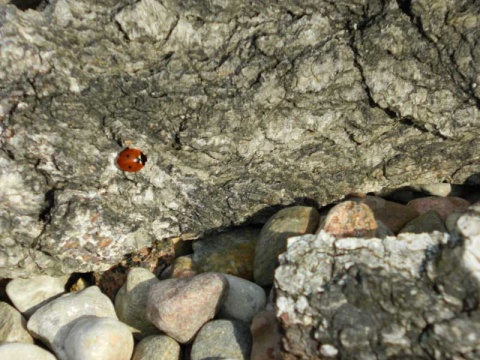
[{"left": 125, "top": 154, "right": 130, "bottom": 158}]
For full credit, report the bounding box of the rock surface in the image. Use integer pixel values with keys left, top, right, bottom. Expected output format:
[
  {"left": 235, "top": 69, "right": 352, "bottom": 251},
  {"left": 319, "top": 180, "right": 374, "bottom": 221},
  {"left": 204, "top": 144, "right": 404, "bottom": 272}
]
[
  {"left": 146, "top": 272, "right": 228, "bottom": 343},
  {"left": 0, "top": 342, "right": 56, "bottom": 360},
  {"left": 6, "top": 274, "right": 69, "bottom": 317},
  {"left": 114, "top": 267, "right": 160, "bottom": 340},
  {"left": 192, "top": 227, "right": 260, "bottom": 280},
  {"left": 217, "top": 274, "right": 266, "bottom": 324},
  {"left": 27, "top": 286, "right": 117, "bottom": 359},
  {"left": 132, "top": 334, "right": 181, "bottom": 360},
  {"left": 63, "top": 316, "right": 134, "bottom": 360},
  {"left": 1, "top": 0, "right": 479, "bottom": 278},
  {"left": 274, "top": 205, "right": 480, "bottom": 359},
  {"left": 190, "top": 319, "right": 252, "bottom": 360},
  {"left": 0, "top": 301, "right": 34, "bottom": 343},
  {"left": 254, "top": 206, "right": 319, "bottom": 286}
]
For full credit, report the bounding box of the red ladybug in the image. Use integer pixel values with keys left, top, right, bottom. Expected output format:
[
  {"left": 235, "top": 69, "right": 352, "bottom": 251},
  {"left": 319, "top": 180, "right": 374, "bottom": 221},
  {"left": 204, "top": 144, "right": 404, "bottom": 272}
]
[{"left": 116, "top": 148, "right": 147, "bottom": 172}]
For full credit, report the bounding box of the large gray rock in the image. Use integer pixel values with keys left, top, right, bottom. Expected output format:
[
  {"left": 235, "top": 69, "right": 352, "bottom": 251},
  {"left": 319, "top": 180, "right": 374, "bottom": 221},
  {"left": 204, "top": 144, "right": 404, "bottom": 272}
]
[
  {"left": 275, "top": 201, "right": 480, "bottom": 359},
  {"left": 1, "top": 0, "right": 479, "bottom": 278}
]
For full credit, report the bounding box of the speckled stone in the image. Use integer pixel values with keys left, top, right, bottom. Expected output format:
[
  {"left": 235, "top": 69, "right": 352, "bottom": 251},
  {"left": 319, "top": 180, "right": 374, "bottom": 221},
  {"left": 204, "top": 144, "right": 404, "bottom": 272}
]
[
  {"left": 191, "top": 319, "right": 252, "bottom": 360},
  {"left": 254, "top": 206, "right": 319, "bottom": 286},
  {"left": 147, "top": 272, "right": 228, "bottom": 343},
  {"left": 114, "top": 267, "right": 161, "bottom": 340},
  {"left": 355, "top": 196, "right": 419, "bottom": 233},
  {"left": 320, "top": 201, "right": 378, "bottom": 238},
  {"left": 0, "top": 301, "right": 34, "bottom": 343},
  {"left": 132, "top": 335, "right": 181, "bottom": 360}
]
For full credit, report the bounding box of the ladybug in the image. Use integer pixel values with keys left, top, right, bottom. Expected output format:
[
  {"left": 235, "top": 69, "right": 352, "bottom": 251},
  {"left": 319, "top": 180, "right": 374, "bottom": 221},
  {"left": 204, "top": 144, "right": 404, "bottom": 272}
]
[{"left": 116, "top": 148, "right": 147, "bottom": 172}]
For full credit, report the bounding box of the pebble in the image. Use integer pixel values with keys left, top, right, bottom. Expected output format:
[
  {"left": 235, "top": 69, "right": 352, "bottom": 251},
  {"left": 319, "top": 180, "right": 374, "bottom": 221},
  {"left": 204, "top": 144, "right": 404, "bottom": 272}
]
[
  {"left": 63, "top": 316, "right": 134, "bottom": 360},
  {"left": 355, "top": 195, "right": 419, "bottom": 233},
  {"left": 399, "top": 210, "right": 447, "bottom": 234},
  {"left": 114, "top": 267, "right": 161, "bottom": 340},
  {"left": 132, "top": 334, "right": 181, "bottom": 360},
  {"left": 0, "top": 301, "right": 34, "bottom": 343},
  {"left": 254, "top": 206, "right": 320, "bottom": 286},
  {"left": 6, "top": 274, "right": 69, "bottom": 317},
  {"left": 0, "top": 342, "right": 56, "bottom": 360},
  {"left": 171, "top": 255, "right": 200, "bottom": 278},
  {"left": 407, "top": 196, "right": 470, "bottom": 220},
  {"left": 250, "top": 310, "right": 282, "bottom": 360},
  {"left": 217, "top": 274, "right": 266, "bottom": 324},
  {"left": 146, "top": 272, "right": 228, "bottom": 343},
  {"left": 320, "top": 201, "right": 377, "bottom": 238},
  {"left": 190, "top": 319, "right": 252, "bottom": 360},
  {"left": 27, "top": 286, "right": 117, "bottom": 359},
  {"left": 193, "top": 227, "right": 260, "bottom": 280}
]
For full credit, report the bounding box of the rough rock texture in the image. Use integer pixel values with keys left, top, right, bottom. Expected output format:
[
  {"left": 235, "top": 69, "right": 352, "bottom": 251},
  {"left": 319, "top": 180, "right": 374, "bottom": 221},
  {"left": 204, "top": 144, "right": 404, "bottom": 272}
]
[
  {"left": 275, "top": 202, "right": 480, "bottom": 359},
  {"left": 1, "top": 0, "right": 479, "bottom": 277}
]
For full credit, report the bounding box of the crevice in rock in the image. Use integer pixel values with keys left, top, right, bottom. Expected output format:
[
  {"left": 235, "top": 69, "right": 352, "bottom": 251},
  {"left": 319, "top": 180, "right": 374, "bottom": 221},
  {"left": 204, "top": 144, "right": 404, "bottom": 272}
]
[
  {"left": 9, "top": 0, "right": 48, "bottom": 11},
  {"left": 38, "top": 188, "right": 55, "bottom": 224}
]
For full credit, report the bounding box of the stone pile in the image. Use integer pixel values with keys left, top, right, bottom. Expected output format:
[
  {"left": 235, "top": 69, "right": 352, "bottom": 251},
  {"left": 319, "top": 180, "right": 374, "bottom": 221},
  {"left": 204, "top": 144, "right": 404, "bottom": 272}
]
[{"left": 0, "top": 187, "right": 477, "bottom": 359}]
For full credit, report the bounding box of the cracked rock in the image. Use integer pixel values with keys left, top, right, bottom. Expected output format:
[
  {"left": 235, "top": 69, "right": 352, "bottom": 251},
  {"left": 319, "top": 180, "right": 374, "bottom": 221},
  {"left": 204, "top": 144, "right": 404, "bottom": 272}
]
[
  {"left": 1, "top": 0, "right": 479, "bottom": 277},
  {"left": 275, "top": 201, "right": 480, "bottom": 359}
]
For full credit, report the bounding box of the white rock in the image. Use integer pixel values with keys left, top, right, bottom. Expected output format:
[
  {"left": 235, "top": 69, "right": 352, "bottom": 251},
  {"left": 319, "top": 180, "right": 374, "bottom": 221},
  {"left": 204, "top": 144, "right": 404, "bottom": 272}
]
[
  {"left": 6, "top": 274, "right": 69, "bottom": 317},
  {"left": 0, "top": 342, "right": 56, "bottom": 360},
  {"left": 217, "top": 274, "right": 266, "bottom": 324},
  {"left": 115, "top": 268, "right": 161, "bottom": 340},
  {"left": 27, "top": 286, "right": 117, "bottom": 360},
  {"left": 63, "top": 316, "right": 133, "bottom": 360},
  {"left": 0, "top": 301, "right": 34, "bottom": 343}
]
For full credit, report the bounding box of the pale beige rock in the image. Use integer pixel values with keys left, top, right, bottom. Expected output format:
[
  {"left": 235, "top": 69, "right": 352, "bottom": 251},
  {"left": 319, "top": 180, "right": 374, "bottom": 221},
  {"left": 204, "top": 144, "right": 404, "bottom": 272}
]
[
  {"left": 63, "top": 316, "right": 134, "bottom": 360},
  {"left": 0, "top": 343, "right": 56, "bottom": 360},
  {"left": 27, "top": 286, "right": 117, "bottom": 359},
  {"left": 6, "top": 274, "right": 69, "bottom": 317},
  {"left": 132, "top": 335, "right": 181, "bottom": 360},
  {"left": 0, "top": 301, "right": 34, "bottom": 343}
]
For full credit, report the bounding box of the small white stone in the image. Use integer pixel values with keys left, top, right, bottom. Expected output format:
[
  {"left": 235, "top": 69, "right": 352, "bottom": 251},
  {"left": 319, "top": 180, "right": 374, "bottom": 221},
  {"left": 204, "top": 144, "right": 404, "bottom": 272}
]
[
  {"left": 63, "top": 316, "right": 134, "bottom": 360},
  {"left": 320, "top": 344, "right": 338, "bottom": 357}
]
